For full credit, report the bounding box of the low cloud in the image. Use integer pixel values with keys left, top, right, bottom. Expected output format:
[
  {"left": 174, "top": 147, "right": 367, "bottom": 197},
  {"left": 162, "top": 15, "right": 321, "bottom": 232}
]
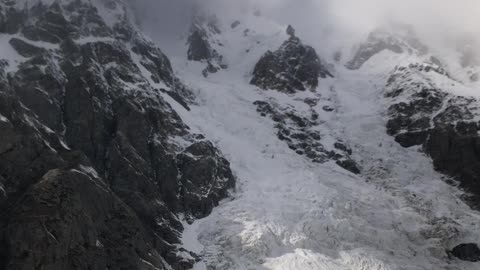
[{"left": 132, "top": 0, "right": 480, "bottom": 57}]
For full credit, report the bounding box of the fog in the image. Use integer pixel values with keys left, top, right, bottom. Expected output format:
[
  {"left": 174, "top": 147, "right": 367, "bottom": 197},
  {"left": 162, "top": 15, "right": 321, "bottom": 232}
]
[{"left": 133, "top": 0, "right": 480, "bottom": 57}]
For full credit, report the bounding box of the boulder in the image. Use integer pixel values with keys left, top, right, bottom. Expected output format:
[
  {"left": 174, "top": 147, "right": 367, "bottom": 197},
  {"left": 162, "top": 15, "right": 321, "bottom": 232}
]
[{"left": 450, "top": 243, "right": 480, "bottom": 262}]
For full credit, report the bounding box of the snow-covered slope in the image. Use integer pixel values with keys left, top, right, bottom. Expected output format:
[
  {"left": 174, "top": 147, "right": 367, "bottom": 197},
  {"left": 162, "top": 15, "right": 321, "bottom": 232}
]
[{"left": 140, "top": 12, "right": 480, "bottom": 270}]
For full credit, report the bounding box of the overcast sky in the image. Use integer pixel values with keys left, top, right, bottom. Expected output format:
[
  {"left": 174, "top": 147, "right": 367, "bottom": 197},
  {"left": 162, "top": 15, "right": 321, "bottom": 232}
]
[{"left": 132, "top": 0, "right": 480, "bottom": 58}]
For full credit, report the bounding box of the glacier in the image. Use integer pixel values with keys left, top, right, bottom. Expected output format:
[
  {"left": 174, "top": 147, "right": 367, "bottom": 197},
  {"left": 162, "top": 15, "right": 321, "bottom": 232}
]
[{"left": 138, "top": 12, "right": 480, "bottom": 270}]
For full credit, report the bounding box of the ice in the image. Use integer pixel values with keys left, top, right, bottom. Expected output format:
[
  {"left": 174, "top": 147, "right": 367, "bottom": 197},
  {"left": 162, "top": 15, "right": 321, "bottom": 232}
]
[{"left": 150, "top": 16, "right": 480, "bottom": 269}]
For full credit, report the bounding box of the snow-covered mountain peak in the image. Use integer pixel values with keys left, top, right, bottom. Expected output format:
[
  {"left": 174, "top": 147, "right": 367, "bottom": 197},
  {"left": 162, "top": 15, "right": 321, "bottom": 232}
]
[{"left": 346, "top": 23, "right": 430, "bottom": 70}]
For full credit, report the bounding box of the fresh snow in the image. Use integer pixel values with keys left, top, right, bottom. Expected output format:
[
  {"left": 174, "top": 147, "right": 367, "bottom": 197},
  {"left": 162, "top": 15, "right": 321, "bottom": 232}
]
[{"left": 0, "top": 34, "right": 26, "bottom": 73}]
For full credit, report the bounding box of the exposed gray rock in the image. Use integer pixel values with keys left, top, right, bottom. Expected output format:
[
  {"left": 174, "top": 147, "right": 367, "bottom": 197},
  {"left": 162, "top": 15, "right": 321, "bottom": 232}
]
[
  {"left": 251, "top": 26, "right": 333, "bottom": 94},
  {"left": 187, "top": 14, "right": 226, "bottom": 77}
]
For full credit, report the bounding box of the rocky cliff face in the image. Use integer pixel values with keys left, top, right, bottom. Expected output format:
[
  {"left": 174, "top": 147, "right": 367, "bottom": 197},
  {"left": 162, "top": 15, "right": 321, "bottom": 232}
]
[
  {"left": 251, "top": 26, "right": 333, "bottom": 94},
  {"left": 0, "top": 1, "right": 234, "bottom": 269},
  {"left": 385, "top": 62, "right": 480, "bottom": 208}
]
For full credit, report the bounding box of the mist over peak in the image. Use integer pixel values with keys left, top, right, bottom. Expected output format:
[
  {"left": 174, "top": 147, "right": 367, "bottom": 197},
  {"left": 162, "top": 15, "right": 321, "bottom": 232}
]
[{"left": 133, "top": 0, "right": 480, "bottom": 59}]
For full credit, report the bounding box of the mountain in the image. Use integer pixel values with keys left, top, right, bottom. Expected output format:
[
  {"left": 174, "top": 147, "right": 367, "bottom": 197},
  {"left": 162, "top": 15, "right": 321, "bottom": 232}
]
[
  {"left": 1, "top": 1, "right": 480, "bottom": 270},
  {"left": 0, "top": 1, "right": 234, "bottom": 269}
]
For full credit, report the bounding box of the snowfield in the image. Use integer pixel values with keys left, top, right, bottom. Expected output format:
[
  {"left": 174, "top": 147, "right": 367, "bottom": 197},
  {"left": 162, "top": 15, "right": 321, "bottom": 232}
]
[{"left": 147, "top": 16, "right": 480, "bottom": 270}]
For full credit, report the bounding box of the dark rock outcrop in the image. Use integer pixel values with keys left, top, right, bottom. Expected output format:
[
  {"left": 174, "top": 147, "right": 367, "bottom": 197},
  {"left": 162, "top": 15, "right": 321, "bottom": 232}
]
[
  {"left": 9, "top": 38, "right": 46, "bottom": 57},
  {"left": 187, "top": 14, "right": 226, "bottom": 77},
  {"left": 450, "top": 243, "right": 480, "bottom": 262},
  {"left": 251, "top": 26, "right": 333, "bottom": 94},
  {"left": 0, "top": 1, "right": 234, "bottom": 269},
  {"left": 346, "top": 25, "right": 428, "bottom": 70},
  {"left": 385, "top": 63, "right": 480, "bottom": 208},
  {"left": 5, "top": 169, "right": 173, "bottom": 270},
  {"left": 253, "top": 99, "right": 359, "bottom": 174}
]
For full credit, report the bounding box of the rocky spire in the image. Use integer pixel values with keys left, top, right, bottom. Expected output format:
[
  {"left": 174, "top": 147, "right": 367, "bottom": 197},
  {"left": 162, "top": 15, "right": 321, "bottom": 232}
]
[
  {"left": 286, "top": 24, "right": 295, "bottom": 37},
  {"left": 251, "top": 27, "right": 333, "bottom": 94}
]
